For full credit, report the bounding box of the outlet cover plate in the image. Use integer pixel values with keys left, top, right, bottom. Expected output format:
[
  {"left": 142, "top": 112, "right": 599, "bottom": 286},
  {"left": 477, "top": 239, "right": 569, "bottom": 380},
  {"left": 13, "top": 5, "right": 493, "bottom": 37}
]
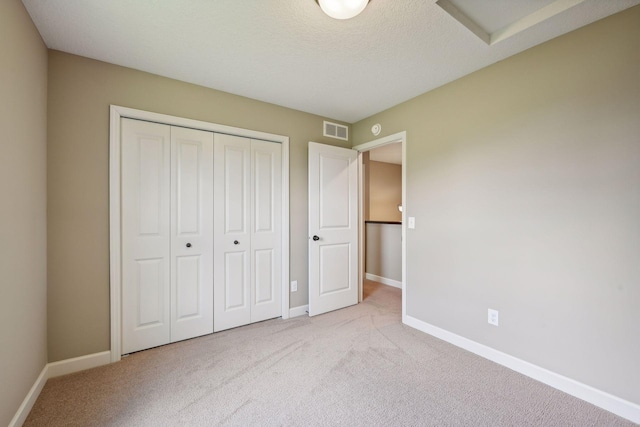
[{"left": 488, "top": 309, "right": 499, "bottom": 326}]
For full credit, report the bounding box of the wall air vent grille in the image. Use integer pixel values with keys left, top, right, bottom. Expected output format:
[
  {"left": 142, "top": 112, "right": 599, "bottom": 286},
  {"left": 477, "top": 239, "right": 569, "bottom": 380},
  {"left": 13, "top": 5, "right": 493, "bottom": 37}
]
[{"left": 323, "top": 121, "right": 349, "bottom": 141}]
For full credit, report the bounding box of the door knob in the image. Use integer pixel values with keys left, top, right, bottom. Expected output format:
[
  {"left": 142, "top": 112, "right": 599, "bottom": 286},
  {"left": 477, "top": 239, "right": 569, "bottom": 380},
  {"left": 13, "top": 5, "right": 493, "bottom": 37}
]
[
  {"left": 312, "top": 235, "right": 320, "bottom": 241},
  {"left": 186, "top": 243, "right": 192, "bottom": 248},
  {"left": 234, "top": 240, "right": 239, "bottom": 245}
]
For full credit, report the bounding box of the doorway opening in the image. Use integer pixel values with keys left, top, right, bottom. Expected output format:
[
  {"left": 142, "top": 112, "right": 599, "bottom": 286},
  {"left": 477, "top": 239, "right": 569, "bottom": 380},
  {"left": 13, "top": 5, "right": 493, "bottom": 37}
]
[{"left": 354, "top": 132, "right": 407, "bottom": 321}]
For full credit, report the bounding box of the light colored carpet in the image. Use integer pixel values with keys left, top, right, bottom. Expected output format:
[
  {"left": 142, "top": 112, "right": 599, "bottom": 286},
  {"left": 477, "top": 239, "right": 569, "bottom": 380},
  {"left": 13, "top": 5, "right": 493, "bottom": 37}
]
[{"left": 25, "top": 281, "right": 633, "bottom": 426}]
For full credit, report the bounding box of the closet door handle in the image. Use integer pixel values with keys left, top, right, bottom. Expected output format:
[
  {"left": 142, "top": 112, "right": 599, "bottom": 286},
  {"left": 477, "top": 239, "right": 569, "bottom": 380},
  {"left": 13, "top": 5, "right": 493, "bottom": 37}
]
[
  {"left": 312, "top": 235, "right": 320, "bottom": 241},
  {"left": 234, "top": 240, "right": 239, "bottom": 245},
  {"left": 186, "top": 243, "right": 192, "bottom": 248}
]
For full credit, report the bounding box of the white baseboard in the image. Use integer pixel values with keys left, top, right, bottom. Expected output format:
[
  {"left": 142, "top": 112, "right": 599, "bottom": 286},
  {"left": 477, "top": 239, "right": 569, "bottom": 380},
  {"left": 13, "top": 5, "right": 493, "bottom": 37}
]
[
  {"left": 10, "top": 351, "right": 112, "bottom": 426},
  {"left": 365, "top": 273, "right": 402, "bottom": 289},
  {"left": 289, "top": 305, "right": 309, "bottom": 317},
  {"left": 47, "top": 351, "right": 112, "bottom": 378},
  {"left": 8, "top": 365, "right": 48, "bottom": 427},
  {"left": 403, "top": 315, "right": 640, "bottom": 424}
]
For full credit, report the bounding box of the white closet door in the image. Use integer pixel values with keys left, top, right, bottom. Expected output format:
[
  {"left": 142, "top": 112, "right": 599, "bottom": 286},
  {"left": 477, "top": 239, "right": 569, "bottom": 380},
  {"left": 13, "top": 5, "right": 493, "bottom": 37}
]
[
  {"left": 214, "top": 134, "right": 251, "bottom": 332},
  {"left": 170, "top": 127, "right": 214, "bottom": 342},
  {"left": 250, "top": 140, "right": 282, "bottom": 323},
  {"left": 121, "top": 119, "right": 171, "bottom": 354}
]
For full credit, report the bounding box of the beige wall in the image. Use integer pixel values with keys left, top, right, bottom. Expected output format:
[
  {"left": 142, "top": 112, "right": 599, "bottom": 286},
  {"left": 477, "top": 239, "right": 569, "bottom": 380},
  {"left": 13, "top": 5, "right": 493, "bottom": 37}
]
[
  {"left": 47, "top": 51, "right": 350, "bottom": 362},
  {"left": 0, "top": 0, "right": 48, "bottom": 424},
  {"left": 365, "top": 223, "right": 402, "bottom": 282},
  {"left": 353, "top": 6, "right": 640, "bottom": 404},
  {"left": 368, "top": 160, "right": 402, "bottom": 222}
]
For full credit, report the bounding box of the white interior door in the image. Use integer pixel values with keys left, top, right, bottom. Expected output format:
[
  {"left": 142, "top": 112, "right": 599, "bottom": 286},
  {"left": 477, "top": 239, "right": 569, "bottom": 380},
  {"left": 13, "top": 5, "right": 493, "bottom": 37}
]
[
  {"left": 308, "top": 142, "right": 358, "bottom": 316},
  {"left": 121, "top": 118, "right": 171, "bottom": 354},
  {"left": 250, "top": 140, "right": 282, "bottom": 323},
  {"left": 170, "top": 126, "right": 214, "bottom": 342},
  {"left": 214, "top": 136, "right": 283, "bottom": 330},
  {"left": 214, "top": 134, "right": 251, "bottom": 331}
]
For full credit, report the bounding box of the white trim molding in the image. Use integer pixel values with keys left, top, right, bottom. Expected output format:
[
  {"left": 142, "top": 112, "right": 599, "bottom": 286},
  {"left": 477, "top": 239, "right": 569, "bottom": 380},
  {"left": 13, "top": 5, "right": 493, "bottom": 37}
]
[
  {"left": 47, "top": 351, "right": 112, "bottom": 379},
  {"left": 109, "top": 105, "right": 291, "bottom": 362},
  {"left": 9, "top": 365, "right": 48, "bottom": 427},
  {"left": 109, "top": 106, "right": 122, "bottom": 363},
  {"left": 10, "top": 351, "right": 112, "bottom": 427},
  {"left": 289, "top": 305, "right": 309, "bottom": 318},
  {"left": 365, "top": 273, "right": 402, "bottom": 289},
  {"left": 404, "top": 315, "right": 640, "bottom": 424}
]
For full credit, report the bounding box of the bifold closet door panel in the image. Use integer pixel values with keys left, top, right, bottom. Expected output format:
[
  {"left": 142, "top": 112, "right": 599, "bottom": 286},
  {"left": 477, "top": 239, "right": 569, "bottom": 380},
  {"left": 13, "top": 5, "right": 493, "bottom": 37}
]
[
  {"left": 214, "top": 134, "right": 251, "bottom": 332},
  {"left": 170, "top": 127, "right": 214, "bottom": 342},
  {"left": 121, "top": 118, "right": 171, "bottom": 354},
  {"left": 250, "top": 140, "right": 282, "bottom": 323}
]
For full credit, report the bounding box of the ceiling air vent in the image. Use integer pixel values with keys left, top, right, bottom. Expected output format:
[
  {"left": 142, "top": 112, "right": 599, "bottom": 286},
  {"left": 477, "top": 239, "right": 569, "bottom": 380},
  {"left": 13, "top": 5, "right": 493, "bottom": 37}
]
[{"left": 323, "top": 121, "right": 348, "bottom": 141}]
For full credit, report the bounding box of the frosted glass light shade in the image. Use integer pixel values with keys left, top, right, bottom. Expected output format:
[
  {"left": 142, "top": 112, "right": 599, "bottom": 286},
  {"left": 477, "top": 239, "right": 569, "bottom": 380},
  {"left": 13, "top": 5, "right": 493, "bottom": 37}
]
[{"left": 317, "top": 0, "right": 369, "bottom": 20}]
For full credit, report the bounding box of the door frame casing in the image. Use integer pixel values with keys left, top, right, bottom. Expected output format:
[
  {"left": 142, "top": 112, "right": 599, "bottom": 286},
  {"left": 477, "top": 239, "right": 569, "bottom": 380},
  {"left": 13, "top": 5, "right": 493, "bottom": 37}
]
[
  {"left": 353, "top": 131, "right": 407, "bottom": 322},
  {"left": 109, "top": 105, "right": 290, "bottom": 362}
]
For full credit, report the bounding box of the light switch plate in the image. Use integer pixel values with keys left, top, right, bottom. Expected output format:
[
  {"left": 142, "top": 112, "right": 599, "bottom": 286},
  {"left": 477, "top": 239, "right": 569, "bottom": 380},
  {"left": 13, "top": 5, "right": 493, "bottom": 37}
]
[
  {"left": 291, "top": 280, "right": 298, "bottom": 292},
  {"left": 408, "top": 217, "right": 416, "bottom": 229}
]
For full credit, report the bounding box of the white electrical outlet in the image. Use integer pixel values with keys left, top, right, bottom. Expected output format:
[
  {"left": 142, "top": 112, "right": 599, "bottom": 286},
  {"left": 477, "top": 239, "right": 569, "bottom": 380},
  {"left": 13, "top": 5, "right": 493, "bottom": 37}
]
[
  {"left": 488, "top": 309, "right": 499, "bottom": 326},
  {"left": 408, "top": 217, "right": 416, "bottom": 229},
  {"left": 291, "top": 280, "right": 298, "bottom": 292}
]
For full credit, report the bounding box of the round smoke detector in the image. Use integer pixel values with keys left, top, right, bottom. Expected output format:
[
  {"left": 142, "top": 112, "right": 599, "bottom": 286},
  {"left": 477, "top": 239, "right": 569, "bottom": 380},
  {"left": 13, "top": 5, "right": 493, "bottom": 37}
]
[{"left": 371, "top": 123, "right": 382, "bottom": 136}]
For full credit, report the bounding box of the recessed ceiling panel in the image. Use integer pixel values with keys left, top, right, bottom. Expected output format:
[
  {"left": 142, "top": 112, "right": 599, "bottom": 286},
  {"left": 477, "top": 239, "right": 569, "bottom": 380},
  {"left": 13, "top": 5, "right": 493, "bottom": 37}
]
[
  {"left": 450, "top": 0, "right": 558, "bottom": 34},
  {"left": 437, "top": 0, "right": 589, "bottom": 45}
]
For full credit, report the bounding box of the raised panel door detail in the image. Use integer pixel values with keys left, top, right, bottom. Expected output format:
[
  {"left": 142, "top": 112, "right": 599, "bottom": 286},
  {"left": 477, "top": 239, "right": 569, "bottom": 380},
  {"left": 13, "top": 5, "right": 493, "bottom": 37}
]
[
  {"left": 175, "top": 255, "right": 200, "bottom": 320},
  {"left": 138, "top": 138, "right": 165, "bottom": 236},
  {"left": 254, "top": 249, "right": 274, "bottom": 304},
  {"left": 225, "top": 146, "right": 247, "bottom": 234},
  {"left": 319, "top": 244, "right": 351, "bottom": 295},
  {"left": 136, "top": 258, "right": 165, "bottom": 327},
  {"left": 176, "top": 141, "right": 200, "bottom": 235},
  {"left": 225, "top": 252, "right": 247, "bottom": 310},
  {"left": 254, "top": 151, "right": 274, "bottom": 233},
  {"left": 319, "top": 154, "right": 351, "bottom": 230}
]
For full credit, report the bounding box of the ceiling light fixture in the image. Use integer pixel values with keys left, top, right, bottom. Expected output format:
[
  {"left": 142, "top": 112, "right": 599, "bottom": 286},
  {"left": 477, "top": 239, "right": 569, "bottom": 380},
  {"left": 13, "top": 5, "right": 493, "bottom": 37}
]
[{"left": 316, "top": 0, "right": 370, "bottom": 20}]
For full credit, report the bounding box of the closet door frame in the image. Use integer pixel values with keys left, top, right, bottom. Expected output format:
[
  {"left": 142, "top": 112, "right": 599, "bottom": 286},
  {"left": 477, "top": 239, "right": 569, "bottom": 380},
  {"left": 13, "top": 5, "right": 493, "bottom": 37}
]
[{"left": 109, "top": 105, "right": 290, "bottom": 363}]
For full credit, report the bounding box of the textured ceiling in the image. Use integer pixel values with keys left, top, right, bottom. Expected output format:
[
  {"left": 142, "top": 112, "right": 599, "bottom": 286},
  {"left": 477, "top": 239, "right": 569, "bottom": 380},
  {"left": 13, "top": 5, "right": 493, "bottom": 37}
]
[{"left": 21, "top": 0, "right": 640, "bottom": 123}]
